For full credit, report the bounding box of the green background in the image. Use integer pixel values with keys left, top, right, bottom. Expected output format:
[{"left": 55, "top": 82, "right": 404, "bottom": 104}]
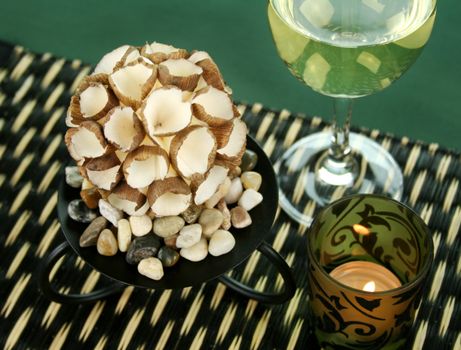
[{"left": 0, "top": 0, "right": 459, "bottom": 150}]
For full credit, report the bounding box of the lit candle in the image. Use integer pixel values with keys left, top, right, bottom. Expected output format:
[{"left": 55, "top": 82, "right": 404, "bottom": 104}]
[{"left": 329, "top": 261, "right": 401, "bottom": 292}]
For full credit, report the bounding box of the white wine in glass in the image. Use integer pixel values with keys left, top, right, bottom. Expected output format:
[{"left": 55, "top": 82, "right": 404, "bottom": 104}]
[{"left": 268, "top": 0, "right": 436, "bottom": 225}]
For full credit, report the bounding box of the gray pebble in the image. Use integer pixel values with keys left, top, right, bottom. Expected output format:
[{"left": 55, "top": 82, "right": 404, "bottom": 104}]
[
  {"left": 153, "top": 216, "right": 185, "bottom": 238},
  {"left": 199, "top": 208, "right": 224, "bottom": 238},
  {"left": 240, "top": 150, "right": 258, "bottom": 172},
  {"left": 79, "top": 216, "right": 108, "bottom": 247},
  {"left": 65, "top": 166, "right": 84, "bottom": 188},
  {"left": 68, "top": 199, "right": 97, "bottom": 223},
  {"left": 126, "top": 234, "right": 162, "bottom": 265},
  {"left": 157, "top": 246, "right": 180, "bottom": 267}
]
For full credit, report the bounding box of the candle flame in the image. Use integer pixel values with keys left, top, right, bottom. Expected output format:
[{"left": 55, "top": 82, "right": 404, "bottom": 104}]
[
  {"left": 353, "top": 224, "right": 370, "bottom": 235},
  {"left": 362, "top": 281, "right": 376, "bottom": 292}
]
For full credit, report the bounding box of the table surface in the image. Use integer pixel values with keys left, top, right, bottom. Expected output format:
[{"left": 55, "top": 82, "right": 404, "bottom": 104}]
[
  {"left": 1, "top": 19, "right": 461, "bottom": 350},
  {"left": 0, "top": 0, "right": 459, "bottom": 150}
]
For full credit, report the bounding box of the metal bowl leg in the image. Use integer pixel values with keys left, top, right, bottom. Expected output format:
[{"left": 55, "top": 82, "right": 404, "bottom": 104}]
[
  {"left": 218, "top": 241, "right": 296, "bottom": 304},
  {"left": 38, "top": 241, "right": 126, "bottom": 304}
]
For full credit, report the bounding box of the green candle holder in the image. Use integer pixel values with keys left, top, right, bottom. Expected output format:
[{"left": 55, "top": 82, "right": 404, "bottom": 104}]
[{"left": 307, "top": 194, "right": 433, "bottom": 350}]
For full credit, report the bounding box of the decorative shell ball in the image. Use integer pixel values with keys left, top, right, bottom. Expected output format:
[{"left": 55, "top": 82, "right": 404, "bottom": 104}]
[{"left": 65, "top": 42, "right": 247, "bottom": 217}]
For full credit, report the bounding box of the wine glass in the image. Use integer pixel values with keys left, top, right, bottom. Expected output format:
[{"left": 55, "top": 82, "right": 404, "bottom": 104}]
[{"left": 268, "top": 0, "right": 436, "bottom": 226}]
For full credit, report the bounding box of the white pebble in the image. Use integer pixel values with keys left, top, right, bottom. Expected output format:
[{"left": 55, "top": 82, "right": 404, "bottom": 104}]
[
  {"left": 238, "top": 189, "right": 263, "bottom": 211},
  {"left": 65, "top": 166, "right": 83, "bottom": 188},
  {"left": 117, "top": 219, "right": 132, "bottom": 252},
  {"left": 180, "top": 238, "right": 208, "bottom": 262},
  {"left": 98, "top": 199, "right": 123, "bottom": 227},
  {"left": 224, "top": 177, "right": 243, "bottom": 205},
  {"left": 138, "top": 257, "right": 164, "bottom": 280},
  {"left": 208, "top": 230, "right": 235, "bottom": 256},
  {"left": 241, "top": 171, "right": 262, "bottom": 191},
  {"left": 176, "top": 224, "right": 202, "bottom": 249},
  {"left": 129, "top": 215, "right": 152, "bottom": 237}
]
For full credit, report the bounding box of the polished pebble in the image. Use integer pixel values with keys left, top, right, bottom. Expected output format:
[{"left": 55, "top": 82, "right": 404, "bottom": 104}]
[
  {"left": 180, "top": 238, "right": 208, "bottom": 262},
  {"left": 240, "top": 171, "right": 262, "bottom": 191},
  {"left": 98, "top": 199, "right": 123, "bottom": 227},
  {"left": 230, "top": 206, "right": 252, "bottom": 229},
  {"left": 129, "top": 215, "right": 152, "bottom": 237},
  {"left": 238, "top": 189, "right": 263, "bottom": 212},
  {"left": 176, "top": 224, "right": 202, "bottom": 249},
  {"left": 208, "top": 230, "right": 235, "bottom": 256},
  {"left": 117, "top": 218, "right": 132, "bottom": 252},
  {"left": 126, "top": 234, "right": 161, "bottom": 265},
  {"left": 181, "top": 203, "right": 203, "bottom": 224},
  {"left": 199, "top": 208, "right": 224, "bottom": 238},
  {"left": 240, "top": 150, "right": 258, "bottom": 172},
  {"left": 138, "top": 257, "right": 164, "bottom": 280},
  {"left": 97, "top": 229, "right": 118, "bottom": 256},
  {"left": 157, "top": 246, "right": 180, "bottom": 267},
  {"left": 65, "top": 166, "right": 84, "bottom": 188},
  {"left": 80, "top": 216, "right": 108, "bottom": 247},
  {"left": 224, "top": 177, "right": 243, "bottom": 205},
  {"left": 68, "top": 199, "right": 97, "bottom": 223},
  {"left": 153, "top": 216, "right": 185, "bottom": 238},
  {"left": 164, "top": 235, "right": 178, "bottom": 249}
]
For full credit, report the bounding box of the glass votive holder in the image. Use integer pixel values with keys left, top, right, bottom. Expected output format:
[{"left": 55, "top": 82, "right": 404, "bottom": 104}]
[{"left": 307, "top": 194, "right": 433, "bottom": 350}]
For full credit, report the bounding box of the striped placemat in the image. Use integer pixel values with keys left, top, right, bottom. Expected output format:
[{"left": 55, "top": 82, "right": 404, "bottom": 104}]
[{"left": 0, "top": 42, "right": 460, "bottom": 350}]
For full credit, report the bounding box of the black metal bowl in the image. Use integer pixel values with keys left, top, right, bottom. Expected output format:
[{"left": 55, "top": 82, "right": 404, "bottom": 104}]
[{"left": 56, "top": 135, "right": 279, "bottom": 289}]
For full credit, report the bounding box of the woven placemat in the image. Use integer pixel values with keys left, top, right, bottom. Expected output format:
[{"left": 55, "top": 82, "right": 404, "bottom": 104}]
[{"left": 0, "top": 42, "right": 460, "bottom": 350}]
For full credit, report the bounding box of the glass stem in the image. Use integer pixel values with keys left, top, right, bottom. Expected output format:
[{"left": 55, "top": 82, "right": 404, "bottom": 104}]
[
  {"left": 330, "top": 97, "right": 353, "bottom": 162},
  {"left": 315, "top": 97, "right": 358, "bottom": 187}
]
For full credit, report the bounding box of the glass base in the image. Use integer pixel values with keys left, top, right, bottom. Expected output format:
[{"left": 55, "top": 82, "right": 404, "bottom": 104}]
[{"left": 274, "top": 132, "right": 403, "bottom": 226}]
